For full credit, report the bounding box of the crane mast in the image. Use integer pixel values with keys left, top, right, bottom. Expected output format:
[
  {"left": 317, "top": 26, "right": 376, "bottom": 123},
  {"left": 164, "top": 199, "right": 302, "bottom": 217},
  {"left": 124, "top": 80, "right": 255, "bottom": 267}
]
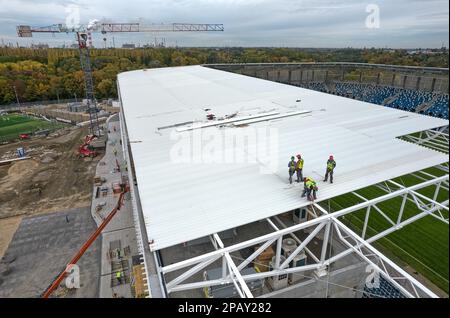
[
  {"left": 77, "top": 32, "right": 99, "bottom": 135},
  {"left": 17, "top": 22, "right": 224, "bottom": 135}
]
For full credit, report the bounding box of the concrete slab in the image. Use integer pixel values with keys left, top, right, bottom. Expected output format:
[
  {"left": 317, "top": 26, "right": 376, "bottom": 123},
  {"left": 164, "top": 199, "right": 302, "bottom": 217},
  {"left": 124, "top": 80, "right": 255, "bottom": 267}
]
[{"left": 0, "top": 207, "right": 100, "bottom": 298}]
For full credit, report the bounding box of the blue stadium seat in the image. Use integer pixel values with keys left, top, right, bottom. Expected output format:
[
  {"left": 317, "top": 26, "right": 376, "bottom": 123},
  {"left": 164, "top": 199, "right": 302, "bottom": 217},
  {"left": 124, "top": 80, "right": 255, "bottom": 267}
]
[
  {"left": 303, "top": 82, "right": 327, "bottom": 92},
  {"left": 387, "top": 89, "right": 433, "bottom": 112},
  {"left": 362, "top": 276, "right": 406, "bottom": 298},
  {"left": 302, "top": 81, "right": 448, "bottom": 120},
  {"left": 425, "top": 94, "right": 449, "bottom": 119}
]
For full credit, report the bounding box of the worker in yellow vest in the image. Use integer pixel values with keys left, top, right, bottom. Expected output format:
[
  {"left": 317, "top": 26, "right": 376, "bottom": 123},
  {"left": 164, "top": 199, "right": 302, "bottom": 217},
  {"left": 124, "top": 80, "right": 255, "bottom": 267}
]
[
  {"left": 301, "top": 177, "right": 318, "bottom": 201},
  {"left": 116, "top": 271, "right": 123, "bottom": 284},
  {"left": 288, "top": 156, "right": 296, "bottom": 184},
  {"left": 324, "top": 155, "right": 337, "bottom": 183},
  {"left": 295, "top": 154, "right": 304, "bottom": 183}
]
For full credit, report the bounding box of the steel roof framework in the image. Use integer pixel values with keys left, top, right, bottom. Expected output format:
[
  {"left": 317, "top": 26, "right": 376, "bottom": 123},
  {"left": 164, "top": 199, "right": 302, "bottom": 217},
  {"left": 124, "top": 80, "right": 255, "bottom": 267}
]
[
  {"left": 161, "top": 171, "right": 448, "bottom": 298},
  {"left": 158, "top": 129, "right": 449, "bottom": 298}
]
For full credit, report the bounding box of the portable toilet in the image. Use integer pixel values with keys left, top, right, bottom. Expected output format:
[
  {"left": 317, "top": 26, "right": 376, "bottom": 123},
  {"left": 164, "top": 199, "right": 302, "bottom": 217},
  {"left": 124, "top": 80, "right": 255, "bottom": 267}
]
[{"left": 17, "top": 147, "right": 26, "bottom": 158}]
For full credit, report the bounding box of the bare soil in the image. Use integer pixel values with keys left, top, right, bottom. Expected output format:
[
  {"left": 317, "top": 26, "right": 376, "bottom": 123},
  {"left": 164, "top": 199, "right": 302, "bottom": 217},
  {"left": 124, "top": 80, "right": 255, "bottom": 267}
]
[
  {"left": 0, "top": 126, "right": 101, "bottom": 219},
  {"left": 0, "top": 215, "right": 22, "bottom": 259}
]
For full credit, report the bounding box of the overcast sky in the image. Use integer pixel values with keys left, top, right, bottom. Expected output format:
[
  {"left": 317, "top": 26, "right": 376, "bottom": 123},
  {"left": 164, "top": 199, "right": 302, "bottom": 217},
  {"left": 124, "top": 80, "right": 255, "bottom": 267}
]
[{"left": 0, "top": 0, "right": 448, "bottom": 48}]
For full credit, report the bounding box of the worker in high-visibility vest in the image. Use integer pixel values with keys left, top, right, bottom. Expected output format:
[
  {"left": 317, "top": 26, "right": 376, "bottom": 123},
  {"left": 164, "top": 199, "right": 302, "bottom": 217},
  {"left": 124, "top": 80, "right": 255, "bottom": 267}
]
[
  {"left": 288, "top": 156, "right": 296, "bottom": 184},
  {"left": 301, "top": 177, "right": 318, "bottom": 201},
  {"left": 324, "top": 155, "right": 337, "bottom": 183},
  {"left": 295, "top": 154, "right": 304, "bottom": 183},
  {"left": 116, "top": 271, "right": 123, "bottom": 284}
]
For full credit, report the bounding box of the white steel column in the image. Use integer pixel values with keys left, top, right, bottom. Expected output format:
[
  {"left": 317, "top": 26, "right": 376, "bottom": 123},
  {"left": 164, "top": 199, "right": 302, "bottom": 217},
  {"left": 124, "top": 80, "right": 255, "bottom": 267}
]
[
  {"left": 275, "top": 236, "right": 282, "bottom": 269},
  {"left": 397, "top": 194, "right": 408, "bottom": 225},
  {"left": 269, "top": 217, "right": 320, "bottom": 263},
  {"left": 280, "top": 223, "right": 325, "bottom": 269},
  {"left": 320, "top": 220, "right": 331, "bottom": 263},
  {"left": 212, "top": 234, "right": 253, "bottom": 298},
  {"left": 362, "top": 206, "right": 371, "bottom": 239}
]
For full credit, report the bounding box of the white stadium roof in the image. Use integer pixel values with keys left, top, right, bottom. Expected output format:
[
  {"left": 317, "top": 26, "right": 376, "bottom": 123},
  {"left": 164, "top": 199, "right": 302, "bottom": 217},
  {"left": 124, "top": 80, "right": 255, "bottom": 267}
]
[{"left": 118, "top": 65, "right": 449, "bottom": 251}]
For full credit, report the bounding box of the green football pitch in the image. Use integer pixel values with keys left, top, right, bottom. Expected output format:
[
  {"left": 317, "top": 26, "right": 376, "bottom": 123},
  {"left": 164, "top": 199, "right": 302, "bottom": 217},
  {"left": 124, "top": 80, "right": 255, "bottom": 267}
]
[
  {"left": 321, "top": 165, "right": 449, "bottom": 294},
  {"left": 0, "top": 113, "right": 65, "bottom": 142}
]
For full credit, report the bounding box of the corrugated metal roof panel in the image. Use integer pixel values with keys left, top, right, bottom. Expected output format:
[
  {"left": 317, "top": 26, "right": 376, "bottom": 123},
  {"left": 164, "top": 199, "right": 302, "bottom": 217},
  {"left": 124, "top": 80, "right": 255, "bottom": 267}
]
[{"left": 118, "top": 65, "right": 449, "bottom": 250}]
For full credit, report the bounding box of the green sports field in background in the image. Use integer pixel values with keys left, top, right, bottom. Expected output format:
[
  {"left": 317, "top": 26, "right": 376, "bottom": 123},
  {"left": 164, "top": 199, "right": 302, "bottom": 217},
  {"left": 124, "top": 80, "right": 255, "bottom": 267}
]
[{"left": 0, "top": 113, "right": 66, "bottom": 142}]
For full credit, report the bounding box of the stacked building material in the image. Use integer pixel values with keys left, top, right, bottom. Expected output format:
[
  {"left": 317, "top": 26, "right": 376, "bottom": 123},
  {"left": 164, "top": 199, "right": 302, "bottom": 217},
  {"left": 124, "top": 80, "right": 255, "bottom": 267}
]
[{"left": 254, "top": 245, "right": 275, "bottom": 272}]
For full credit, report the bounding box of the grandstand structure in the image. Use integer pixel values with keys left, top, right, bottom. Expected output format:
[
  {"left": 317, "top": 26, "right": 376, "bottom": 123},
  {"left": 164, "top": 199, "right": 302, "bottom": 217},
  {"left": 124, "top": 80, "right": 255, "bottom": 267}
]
[
  {"left": 209, "top": 63, "right": 449, "bottom": 119},
  {"left": 117, "top": 65, "right": 449, "bottom": 299}
]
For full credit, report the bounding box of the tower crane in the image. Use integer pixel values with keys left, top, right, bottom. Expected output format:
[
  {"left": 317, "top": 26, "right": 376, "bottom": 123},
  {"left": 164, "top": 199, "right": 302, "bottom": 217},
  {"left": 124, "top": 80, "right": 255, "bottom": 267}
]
[{"left": 17, "top": 22, "right": 224, "bottom": 135}]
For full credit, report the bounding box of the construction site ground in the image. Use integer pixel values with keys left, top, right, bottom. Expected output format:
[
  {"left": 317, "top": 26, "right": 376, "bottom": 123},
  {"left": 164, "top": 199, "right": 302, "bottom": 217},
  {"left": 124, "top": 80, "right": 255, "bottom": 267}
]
[
  {"left": 0, "top": 111, "right": 147, "bottom": 298},
  {"left": 0, "top": 125, "right": 101, "bottom": 260},
  {"left": 0, "top": 207, "right": 100, "bottom": 298}
]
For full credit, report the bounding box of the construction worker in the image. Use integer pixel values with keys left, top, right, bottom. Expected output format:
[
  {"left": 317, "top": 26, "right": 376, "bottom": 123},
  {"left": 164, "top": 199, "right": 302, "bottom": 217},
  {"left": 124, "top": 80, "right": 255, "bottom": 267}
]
[
  {"left": 301, "top": 177, "right": 318, "bottom": 201},
  {"left": 288, "top": 156, "right": 296, "bottom": 184},
  {"left": 116, "top": 271, "right": 123, "bottom": 284},
  {"left": 113, "top": 148, "right": 118, "bottom": 156},
  {"left": 295, "top": 154, "right": 304, "bottom": 183},
  {"left": 324, "top": 155, "right": 337, "bottom": 183}
]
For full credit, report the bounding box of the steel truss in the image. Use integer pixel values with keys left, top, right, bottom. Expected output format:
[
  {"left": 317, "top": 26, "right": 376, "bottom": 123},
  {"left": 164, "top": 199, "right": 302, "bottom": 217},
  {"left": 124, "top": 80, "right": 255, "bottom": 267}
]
[
  {"left": 159, "top": 172, "right": 448, "bottom": 298},
  {"left": 401, "top": 126, "right": 449, "bottom": 154}
]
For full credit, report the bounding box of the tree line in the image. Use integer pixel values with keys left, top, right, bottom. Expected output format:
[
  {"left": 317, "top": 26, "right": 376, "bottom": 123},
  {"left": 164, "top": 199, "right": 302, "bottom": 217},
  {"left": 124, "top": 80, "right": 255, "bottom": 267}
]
[{"left": 0, "top": 47, "right": 447, "bottom": 105}]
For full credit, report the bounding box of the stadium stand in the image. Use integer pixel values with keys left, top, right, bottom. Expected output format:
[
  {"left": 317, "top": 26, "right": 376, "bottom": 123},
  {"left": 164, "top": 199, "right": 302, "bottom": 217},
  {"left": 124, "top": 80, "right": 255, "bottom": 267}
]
[
  {"left": 301, "top": 82, "right": 449, "bottom": 119},
  {"left": 425, "top": 94, "right": 449, "bottom": 119},
  {"left": 335, "top": 82, "right": 366, "bottom": 99},
  {"left": 386, "top": 89, "right": 434, "bottom": 112},
  {"left": 362, "top": 276, "right": 406, "bottom": 298},
  {"left": 303, "top": 82, "right": 328, "bottom": 92},
  {"left": 364, "top": 85, "right": 400, "bottom": 105}
]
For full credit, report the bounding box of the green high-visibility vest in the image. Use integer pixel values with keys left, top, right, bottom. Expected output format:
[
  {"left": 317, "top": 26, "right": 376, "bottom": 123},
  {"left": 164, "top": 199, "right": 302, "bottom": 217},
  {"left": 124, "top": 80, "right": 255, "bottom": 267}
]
[
  {"left": 116, "top": 272, "right": 122, "bottom": 278},
  {"left": 297, "top": 159, "right": 304, "bottom": 169},
  {"left": 289, "top": 161, "right": 296, "bottom": 169},
  {"left": 327, "top": 160, "right": 335, "bottom": 170}
]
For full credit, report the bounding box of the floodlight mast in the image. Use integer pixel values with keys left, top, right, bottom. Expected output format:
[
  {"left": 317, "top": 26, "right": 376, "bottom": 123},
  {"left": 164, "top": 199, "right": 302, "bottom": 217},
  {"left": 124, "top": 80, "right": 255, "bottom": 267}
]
[{"left": 16, "top": 22, "right": 224, "bottom": 135}]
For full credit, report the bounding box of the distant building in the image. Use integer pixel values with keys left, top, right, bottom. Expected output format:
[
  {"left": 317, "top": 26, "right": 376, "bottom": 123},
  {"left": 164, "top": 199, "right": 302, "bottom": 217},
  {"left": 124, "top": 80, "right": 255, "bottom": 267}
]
[
  {"left": 407, "top": 49, "right": 440, "bottom": 55},
  {"left": 67, "top": 102, "right": 88, "bottom": 113},
  {"left": 31, "top": 43, "right": 49, "bottom": 49},
  {"left": 122, "top": 43, "right": 136, "bottom": 49}
]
